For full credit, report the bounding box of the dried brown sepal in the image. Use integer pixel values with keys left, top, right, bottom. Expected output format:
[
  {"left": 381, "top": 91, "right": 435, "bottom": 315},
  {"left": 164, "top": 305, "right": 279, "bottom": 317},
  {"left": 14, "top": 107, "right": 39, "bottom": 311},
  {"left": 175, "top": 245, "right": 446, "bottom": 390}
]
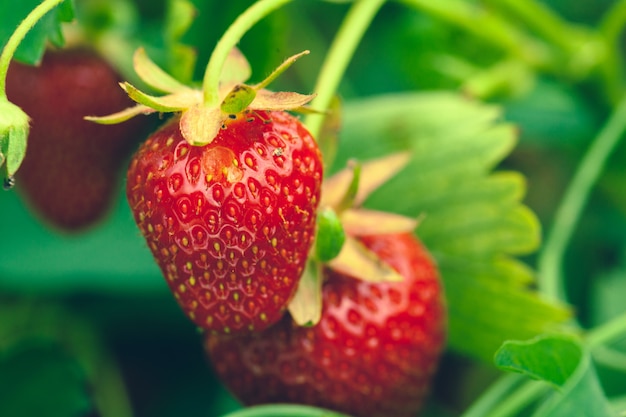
[
  {"left": 179, "top": 105, "right": 223, "bottom": 146},
  {"left": 85, "top": 104, "right": 156, "bottom": 125},
  {"left": 288, "top": 262, "right": 324, "bottom": 326},
  {"left": 220, "top": 47, "right": 252, "bottom": 86},
  {"left": 322, "top": 152, "right": 411, "bottom": 210},
  {"left": 254, "top": 50, "right": 310, "bottom": 90},
  {"left": 342, "top": 208, "right": 418, "bottom": 237},
  {"left": 327, "top": 237, "right": 403, "bottom": 283},
  {"left": 250, "top": 90, "right": 316, "bottom": 111}
]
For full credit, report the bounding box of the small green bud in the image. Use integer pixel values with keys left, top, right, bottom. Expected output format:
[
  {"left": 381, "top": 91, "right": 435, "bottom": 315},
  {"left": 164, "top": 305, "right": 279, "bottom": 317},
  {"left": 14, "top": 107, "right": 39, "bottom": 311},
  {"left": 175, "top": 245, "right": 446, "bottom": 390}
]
[{"left": 315, "top": 207, "right": 346, "bottom": 262}]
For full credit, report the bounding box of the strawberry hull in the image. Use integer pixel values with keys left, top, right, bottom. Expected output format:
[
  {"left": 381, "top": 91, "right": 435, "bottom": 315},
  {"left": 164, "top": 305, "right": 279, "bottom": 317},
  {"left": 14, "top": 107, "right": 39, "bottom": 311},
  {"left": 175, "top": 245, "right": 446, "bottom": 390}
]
[
  {"left": 127, "top": 111, "right": 323, "bottom": 334},
  {"left": 206, "top": 233, "right": 447, "bottom": 417}
]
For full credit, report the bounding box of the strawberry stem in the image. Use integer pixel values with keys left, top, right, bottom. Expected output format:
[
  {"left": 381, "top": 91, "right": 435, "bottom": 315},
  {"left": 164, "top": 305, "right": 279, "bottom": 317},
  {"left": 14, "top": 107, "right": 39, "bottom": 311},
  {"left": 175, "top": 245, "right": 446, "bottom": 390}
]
[
  {"left": 0, "top": 0, "right": 66, "bottom": 100},
  {"left": 202, "top": 0, "right": 294, "bottom": 107},
  {"left": 460, "top": 374, "right": 528, "bottom": 417},
  {"left": 304, "top": 0, "right": 387, "bottom": 140}
]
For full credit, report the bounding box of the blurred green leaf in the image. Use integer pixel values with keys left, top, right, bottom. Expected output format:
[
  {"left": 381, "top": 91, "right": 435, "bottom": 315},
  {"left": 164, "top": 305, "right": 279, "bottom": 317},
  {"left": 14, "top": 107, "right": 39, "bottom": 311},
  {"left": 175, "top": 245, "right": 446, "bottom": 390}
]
[
  {"left": 504, "top": 78, "right": 599, "bottom": 146},
  {"left": 73, "top": 0, "right": 141, "bottom": 83},
  {"left": 0, "top": 341, "right": 93, "bottom": 417},
  {"left": 0, "top": 0, "right": 74, "bottom": 65},
  {"left": 495, "top": 334, "right": 616, "bottom": 417},
  {"left": 0, "top": 185, "right": 163, "bottom": 292},
  {"left": 317, "top": 96, "right": 342, "bottom": 169},
  {"left": 335, "top": 92, "right": 572, "bottom": 362},
  {"left": 495, "top": 334, "right": 582, "bottom": 388},
  {"left": 444, "top": 263, "right": 571, "bottom": 363},
  {"left": 590, "top": 265, "right": 626, "bottom": 326},
  {"left": 164, "top": 0, "right": 196, "bottom": 83}
]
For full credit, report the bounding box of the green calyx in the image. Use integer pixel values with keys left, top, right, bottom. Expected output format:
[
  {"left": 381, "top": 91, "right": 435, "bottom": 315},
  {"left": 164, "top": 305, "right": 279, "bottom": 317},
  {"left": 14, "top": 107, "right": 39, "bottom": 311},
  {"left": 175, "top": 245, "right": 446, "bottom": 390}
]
[
  {"left": 0, "top": 100, "right": 29, "bottom": 189},
  {"left": 87, "top": 48, "right": 315, "bottom": 146},
  {"left": 288, "top": 152, "right": 420, "bottom": 327}
]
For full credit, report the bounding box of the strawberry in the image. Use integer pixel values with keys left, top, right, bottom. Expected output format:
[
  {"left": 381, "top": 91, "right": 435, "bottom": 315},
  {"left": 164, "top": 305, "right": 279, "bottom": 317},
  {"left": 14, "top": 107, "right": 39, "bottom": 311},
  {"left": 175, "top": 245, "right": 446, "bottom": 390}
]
[
  {"left": 86, "top": 48, "right": 323, "bottom": 334},
  {"left": 205, "top": 232, "right": 446, "bottom": 417},
  {"left": 126, "top": 109, "right": 323, "bottom": 334},
  {"left": 6, "top": 47, "right": 151, "bottom": 231}
]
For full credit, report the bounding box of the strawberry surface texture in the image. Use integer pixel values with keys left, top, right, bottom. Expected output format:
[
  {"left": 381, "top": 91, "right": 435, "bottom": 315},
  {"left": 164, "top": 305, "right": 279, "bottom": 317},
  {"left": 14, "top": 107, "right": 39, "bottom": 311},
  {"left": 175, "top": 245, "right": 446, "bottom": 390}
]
[
  {"left": 6, "top": 47, "right": 150, "bottom": 231},
  {"left": 126, "top": 110, "right": 323, "bottom": 334},
  {"left": 206, "top": 232, "right": 447, "bottom": 417}
]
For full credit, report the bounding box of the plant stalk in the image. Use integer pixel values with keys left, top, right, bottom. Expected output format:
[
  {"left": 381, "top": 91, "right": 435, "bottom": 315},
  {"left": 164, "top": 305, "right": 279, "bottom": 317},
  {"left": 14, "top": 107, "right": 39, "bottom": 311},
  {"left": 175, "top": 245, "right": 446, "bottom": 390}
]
[
  {"left": 599, "top": 0, "right": 626, "bottom": 46},
  {"left": 597, "top": 0, "right": 626, "bottom": 105},
  {"left": 586, "top": 311, "right": 626, "bottom": 349},
  {"left": 483, "top": 379, "right": 548, "bottom": 417},
  {"left": 202, "top": 0, "right": 293, "bottom": 106},
  {"left": 304, "top": 0, "right": 387, "bottom": 139},
  {"left": 537, "top": 94, "right": 626, "bottom": 302},
  {"left": 460, "top": 374, "right": 525, "bottom": 417},
  {"left": 484, "top": 0, "right": 587, "bottom": 54},
  {"left": 0, "top": 0, "right": 66, "bottom": 99},
  {"left": 396, "top": 0, "right": 552, "bottom": 70}
]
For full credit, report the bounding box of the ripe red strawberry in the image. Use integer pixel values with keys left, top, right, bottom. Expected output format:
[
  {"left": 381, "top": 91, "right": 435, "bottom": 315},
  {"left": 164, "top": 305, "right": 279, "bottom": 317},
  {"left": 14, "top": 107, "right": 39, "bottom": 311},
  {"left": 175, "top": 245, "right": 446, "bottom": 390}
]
[
  {"left": 6, "top": 47, "right": 151, "bottom": 231},
  {"left": 126, "top": 110, "right": 323, "bottom": 334},
  {"left": 205, "top": 232, "right": 446, "bottom": 417}
]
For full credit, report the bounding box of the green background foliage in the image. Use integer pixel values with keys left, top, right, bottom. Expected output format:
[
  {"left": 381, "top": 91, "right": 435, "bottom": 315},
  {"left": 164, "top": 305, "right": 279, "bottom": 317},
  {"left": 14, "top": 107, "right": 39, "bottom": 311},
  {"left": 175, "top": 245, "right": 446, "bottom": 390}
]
[{"left": 2, "top": 0, "right": 626, "bottom": 416}]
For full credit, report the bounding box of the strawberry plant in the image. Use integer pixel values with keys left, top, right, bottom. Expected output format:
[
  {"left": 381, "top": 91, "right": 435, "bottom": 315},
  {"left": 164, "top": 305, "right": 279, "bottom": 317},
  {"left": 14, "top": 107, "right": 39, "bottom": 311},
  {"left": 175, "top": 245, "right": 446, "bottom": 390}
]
[{"left": 2, "top": 0, "right": 626, "bottom": 417}]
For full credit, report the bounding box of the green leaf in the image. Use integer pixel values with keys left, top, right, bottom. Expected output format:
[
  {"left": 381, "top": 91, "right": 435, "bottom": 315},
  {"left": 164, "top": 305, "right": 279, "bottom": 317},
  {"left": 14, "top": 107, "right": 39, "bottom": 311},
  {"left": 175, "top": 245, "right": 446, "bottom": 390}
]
[
  {"left": 0, "top": 0, "right": 74, "bottom": 65},
  {"left": 436, "top": 257, "right": 570, "bottom": 361},
  {"left": 495, "top": 335, "right": 616, "bottom": 417},
  {"left": 0, "top": 341, "right": 92, "bottom": 417},
  {"left": 335, "top": 92, "right": 572, "bottom": 362},
  {"left": 495, "top": 335, "right": 582, "bottom": 388}
]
